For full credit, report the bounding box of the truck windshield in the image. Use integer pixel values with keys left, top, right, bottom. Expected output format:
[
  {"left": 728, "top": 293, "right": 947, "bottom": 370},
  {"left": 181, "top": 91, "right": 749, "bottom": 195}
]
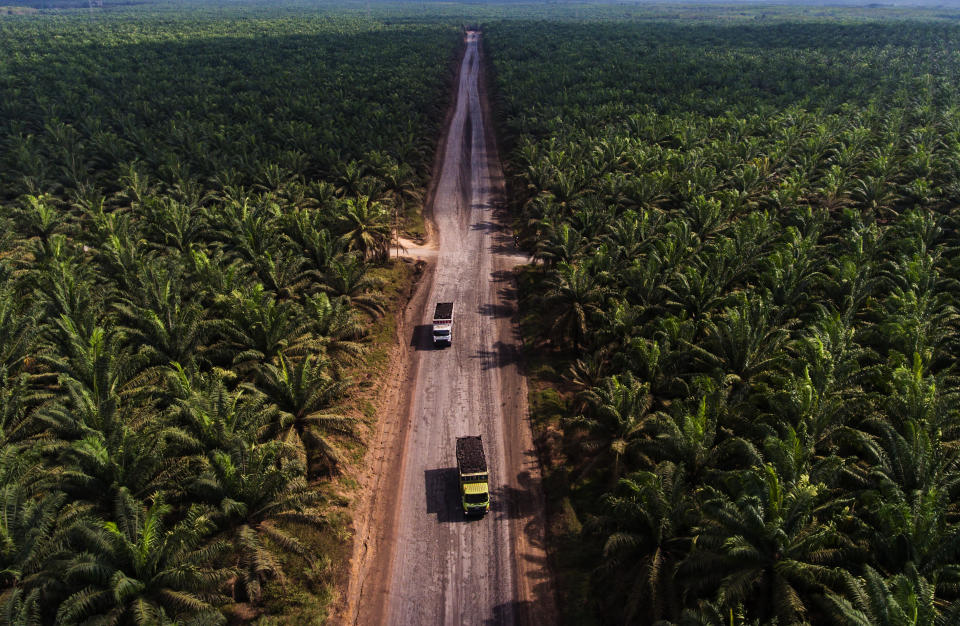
[
  {"left": 433, "top": 330, "right": 450, "bottom": 337},
  {"left": 465, "top": 493, "right": 488, "bottom": 504}
]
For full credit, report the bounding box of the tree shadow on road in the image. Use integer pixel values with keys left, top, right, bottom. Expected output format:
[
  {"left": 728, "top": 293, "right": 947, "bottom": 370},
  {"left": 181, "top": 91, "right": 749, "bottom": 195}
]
[
  {"left": 490, "top": 269, "right": 514, "bottom": 282},
  {"left": 471, "top": 220, "right": 499, "bottom": 233},
  {"left": 489, "top": 468, "right": 545, "bottom": 524},
  {"left": 489, "top": 269, "right": 519, "bottom": 306},
  {"left": 478, "top": 302, "right": 514, "bottom": 318},
  {"left": 483, "top": 601, "right": 530, "bottom": 625},
  {"left": 471, "top": 219, "right": 520, "bottom": 256},
  {"left": 487, "top": 468, "right": 559, "bottom": 624},
  {"left": 473, "top": 342, "right": 522, "bottom": 371},
  {"left": 488, "top": 483, "right": 526, "bottom": 521},
  {"left": 490, "top": 231, "right": 520, "bottom": 256}
]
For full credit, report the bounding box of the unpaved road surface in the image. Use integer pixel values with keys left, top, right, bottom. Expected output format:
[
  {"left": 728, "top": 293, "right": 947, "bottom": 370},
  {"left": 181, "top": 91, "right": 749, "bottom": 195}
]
[{"left": 349, "top": 31, "right": 556, "bottom": 626}]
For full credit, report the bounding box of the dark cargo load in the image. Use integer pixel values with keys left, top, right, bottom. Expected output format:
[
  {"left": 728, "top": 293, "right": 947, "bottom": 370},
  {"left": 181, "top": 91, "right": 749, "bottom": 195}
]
[
  {"left": 456, "top": 436, "right": 487, "bottom": 474},
  {"left": 434, "top": 302, "right": 453, "bottom": 320}
]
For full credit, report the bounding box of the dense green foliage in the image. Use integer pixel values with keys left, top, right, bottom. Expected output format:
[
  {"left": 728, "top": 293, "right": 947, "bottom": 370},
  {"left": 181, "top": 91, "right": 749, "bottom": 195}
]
[
  {"left": 0, "top": 10, "right": 459, "bottom": 623},
  {"left": 489, "top": 18, "right": 960, "bottom": 625}
]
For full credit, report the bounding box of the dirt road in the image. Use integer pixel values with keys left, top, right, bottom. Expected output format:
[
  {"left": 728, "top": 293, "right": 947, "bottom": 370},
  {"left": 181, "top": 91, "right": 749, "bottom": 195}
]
[{"left": 348, "top": 31, "right": 556, "bottom": 626}]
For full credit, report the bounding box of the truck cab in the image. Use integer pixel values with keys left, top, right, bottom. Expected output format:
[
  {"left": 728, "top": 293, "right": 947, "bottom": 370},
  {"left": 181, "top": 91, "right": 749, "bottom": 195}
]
[
  {"left": 432, "top": 324, "right": 452, "bottom": 346},
  {"left": 461, "top": 476, "right": 490, "bottom": 515}
]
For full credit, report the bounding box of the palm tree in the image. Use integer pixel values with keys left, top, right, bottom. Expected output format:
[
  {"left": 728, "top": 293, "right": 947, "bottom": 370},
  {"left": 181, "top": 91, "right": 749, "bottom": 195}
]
[
  {"left": 140, "top": 195, "right": 207, "bottom": 253},
  {"left": 0, "top": 286, "right": 37, "bottom": 376},
  {"left": 815, "top": 164, "right": 852, "bottom": 211},
  {"left": 599, "top": 210, "right": 657, "bottom": 269},
  {"left": 282, "top": 208, "right": 345, "bottom": 273},
  {"left": 758, "top": 226, "right": 824, "bottom": 313},
  {"left": 37, "top": 373, "right": 191, "bottom": 510},
  {"left": 0, "top": 586, "right": 41, "bottom": 626},
  {"left": 89, "top": 216, "right": 150, "bottom": 296},
  {"left": 248, "top": 246, "right": 316, "bottom": 300},
  {"left": 681, "top": 195, "right": 731, "bottom": 239},
  {"left": 682, "top": 465, "right": 852, "bottom": 624},
  {"left": 685, "top": 294, "right": 791, "bottom": 390},
  {"left": 211, "top": 286, "right": 317, "bottom": 375},
  {"left": 305, "top": 293, "right": 367, "bottom": 370},
  {"left": 540, "top": 262, "right": 608, "bottom": 351},
  {"left": 823, "top": 564, "right": 945, "bottom": 626},
  {"left": 255, "top": 162, "right": 297, "bottom": 193},
  {"left": 57, "top": 491, "right": 229, "bottom": 625},
  {"left": 12, "top": 194, "right": 65, "bottom": 243},
  {"left": 646, "top": 394, "right": 761, "bottom": 484},
  {"left": 248, "top": 355, "right": 356, "bottom": 476},
  {"left": 186, "top": 248, "right": 247, "bottom": 307},
  {"left": 878, "top": 264, "right": 958, "bottom": 364},
  {"left": 380, "top": 160, "right": 422, "bottom": 211},
  {"left": 0, "top": 483, "right": 68, "bottom": 623},
  {"left": 167, "top": 370, "right": 271, "bottom": 458},
  {"left": 321, "top": 255, "right": 387, "bottom": 317},
  {"left": 567, "top": 373, "right": 661, "bottom": 483},
  {"left": 534, "top": 223, "right": 590, "bottom": 267},
  {"left": 823, "top": 216, "right": 884, "bottom": 321},
  {"left": 215, "top": 195, "right": 281, "bottom": 267},
  {"left": 595, "top": 462, "right": 695, "bottom": 623},
  {"left": 115, "top": 265, "right": 213, "bottom": 373},
  {"left": 852, "top": 175, "right": 897, "bottom": 216},
  {"left": 168, "top": 370, "right": 324, "bottom": 602},
  {"left": 771, "top": 311, "right": 874, "bottom": 466},
  {"left": 622, "top": 172, "right": 668, "bottom": 213},
  {"left": 664, "top": 262, "right": 732, "bottom": 323},
  {"left": 562, "top": 349, "right": 612, "bottom": 407},
  {"left": 31, "top": 240, "right": 100, "bottom": 338},
  {"left": 192, "top": 440, "right": 325, "bottom": 604},
  {"left": 337, "top": 195, "right": 391, "bottom": 262},
  {"left": 0, "top": 373, "right": 43, "bottom": 449},
  {"left": 335, "top": 160, "right": 369, "bottom": 198},
  {"left": 854, "top": 418, "right": 960, "bottom": 595},
  {"left": 545, "top": 167, "right": 590, "bottom": 208},
  {"left": 39, "top": 318, "right": 141, "bottom": 407}
]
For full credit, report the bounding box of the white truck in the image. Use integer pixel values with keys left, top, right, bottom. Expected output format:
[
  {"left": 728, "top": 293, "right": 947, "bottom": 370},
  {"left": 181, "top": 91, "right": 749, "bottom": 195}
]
[{"left": 432, "top": 302, "right": 453, "bottom": 347}]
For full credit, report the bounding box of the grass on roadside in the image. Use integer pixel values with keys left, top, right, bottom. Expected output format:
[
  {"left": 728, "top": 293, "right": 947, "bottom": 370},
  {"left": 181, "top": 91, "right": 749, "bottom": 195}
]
[{"left": 402, "top": 204, "right": 427, "bottom": 243}]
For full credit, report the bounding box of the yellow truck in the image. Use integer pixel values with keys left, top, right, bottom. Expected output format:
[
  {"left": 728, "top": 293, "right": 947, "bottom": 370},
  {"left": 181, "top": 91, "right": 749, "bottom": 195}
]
[{"left": 456, "top": 436, "right": 489, "bottom": 516}]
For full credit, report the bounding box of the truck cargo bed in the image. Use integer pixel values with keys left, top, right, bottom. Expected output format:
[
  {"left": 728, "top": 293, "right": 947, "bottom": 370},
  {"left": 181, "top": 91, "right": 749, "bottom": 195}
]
[
  {"left": 455, "top": 436, "right": 487, "bottom": 474},
  {"left": 434, "top": 302, "right": 453, "bottom": 321}
]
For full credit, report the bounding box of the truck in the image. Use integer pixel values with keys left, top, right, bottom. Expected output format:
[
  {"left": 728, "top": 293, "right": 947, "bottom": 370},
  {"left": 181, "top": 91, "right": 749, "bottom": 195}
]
[
  {"left": 456, "top": 436, "right": 490, "bottom": 516},
  {"left": 432, "top": 302, "right": 453, "bottom": 347}
]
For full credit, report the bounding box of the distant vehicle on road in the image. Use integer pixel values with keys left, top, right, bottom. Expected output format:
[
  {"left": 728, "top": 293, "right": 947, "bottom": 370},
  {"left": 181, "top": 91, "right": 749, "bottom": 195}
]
[
  {"left": 432, "top": 302, "right": 453, "bottom": 347},
  {"left": 456, "top": 436, "right": 489, "bottom": 516}
]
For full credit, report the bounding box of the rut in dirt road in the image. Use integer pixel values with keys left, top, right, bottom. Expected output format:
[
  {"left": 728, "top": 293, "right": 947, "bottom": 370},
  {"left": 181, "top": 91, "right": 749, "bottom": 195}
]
[{"left": 355, "top": 31, "right": 556, "bottom": 626}]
